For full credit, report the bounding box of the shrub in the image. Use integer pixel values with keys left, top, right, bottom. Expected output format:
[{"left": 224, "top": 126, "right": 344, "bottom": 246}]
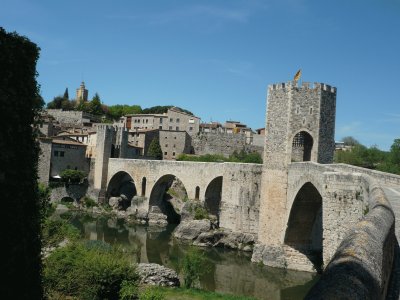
[
  {"left": 120, "top": 280, "right": 139, "bottom": 300},
  {"left": 42, "top": 218, "right": 80, "bottom": 248},
  {"left": 181, "top": 247, "right": 208, "bottom": 288},
  {"left": 139, "top": 286, "right": 165, "bottom": 300},
  {"left": 83, "top": 196, "right": 98, "bottom": 208},
  {"left": 60, "top": 169, "right": 87, "bottom": 183},
  {"left": 194, "top": 206, "right": 209, "bottom": 220},
  {"left": 43, "top": 241, "right": 139, "bottom": 299}
]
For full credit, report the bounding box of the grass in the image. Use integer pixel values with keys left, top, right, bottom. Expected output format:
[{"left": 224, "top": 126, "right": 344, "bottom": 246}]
[{"left": 154, "top": 287, "right": 256, "bottom": 300}]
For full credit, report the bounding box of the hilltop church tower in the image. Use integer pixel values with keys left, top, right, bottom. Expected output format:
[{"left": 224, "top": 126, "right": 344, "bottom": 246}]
[
  {"left": 257, "top": 80, "right": 337, "bottom": 248},
  {"left": 76, "top": 81, "right": 88, "bottom": 105}
]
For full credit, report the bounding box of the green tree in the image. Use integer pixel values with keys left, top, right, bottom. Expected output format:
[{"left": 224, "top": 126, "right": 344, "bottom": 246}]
[
  {"left": 180, "top": 247, "right": 207, "bottom": 288},
  {"left": 107, "top": 104, "right": 142, "bottom": 120},
  {"left": 63, "top": 87, "right": 69, "bottom": 99},
  {"left": 341, "top": 136, "right": 360, "bottom": 146},
  {"left": 88, "top": 92, "right": 104, "bottom": 115},
  {"left": 60, "top": 169, "right": 87, "bottom": 183},
  {"left": 378, "top": 139, "right": 400, "bottom": 174},
  {"left": 0, "top": 27, "right": 43, "bottom": 298},
  {"left": 47, "top": 95, "right": 64, "bottom": 109},
  {"left": 147, "top": 138, "right": 163, "bottom": 160}
]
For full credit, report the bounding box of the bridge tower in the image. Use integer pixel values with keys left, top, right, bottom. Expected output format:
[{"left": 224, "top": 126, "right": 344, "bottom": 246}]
[{"left": 257, "top": 81, "right": 337, "bottom": 252}]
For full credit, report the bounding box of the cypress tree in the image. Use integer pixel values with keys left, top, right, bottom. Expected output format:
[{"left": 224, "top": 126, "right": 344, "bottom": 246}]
[
  {"left": 0, "top": 27, "right": 43, "bottom": 299},
  {"left": 147, "top": 138, "right": 163, "bottom": 160}
]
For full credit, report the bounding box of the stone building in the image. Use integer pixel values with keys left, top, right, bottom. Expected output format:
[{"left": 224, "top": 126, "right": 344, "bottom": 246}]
[
  {"left": 122, "top": 107, "right": 200, "bottom": 136},
  {"left": 128, "top": 129, "right": 159, "bottom": 156},
  {"left": 159, "top": 130, "right": 192, "bottom": 160},
  {"left": 76, "top": 81, "right": 88, "bottom": 105},
  {"left": 38, "top": 137, "right": 89, "bottom": 182},
  {"left": 199, "top": 122, "right": 224, "bottom": 133},
  {"left": 46, "top": 109, "right": 100, "bottom": 126}
]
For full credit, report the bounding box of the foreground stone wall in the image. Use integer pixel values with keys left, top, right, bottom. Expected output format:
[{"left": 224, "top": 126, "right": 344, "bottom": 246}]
[{"left": 305, "top": 181, "right": 397, "bottom": 299}]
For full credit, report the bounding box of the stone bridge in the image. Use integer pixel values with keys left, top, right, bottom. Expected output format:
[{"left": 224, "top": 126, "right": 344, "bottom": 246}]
[
  {"left": 105, "top": 158, "right": 262, "bottom": 234},
  {"left": 90, "top": 80, "right": 400, "bottom": 297},
  {"left": 102, "top": 157, "right": 400, "bottom": 277}
]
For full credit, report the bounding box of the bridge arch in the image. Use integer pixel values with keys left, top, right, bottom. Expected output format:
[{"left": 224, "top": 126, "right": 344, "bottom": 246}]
[
  {"left": 285, "top": 182, "right": 323, "bottom": 271},
  {"left": 106, "top": 171, "right": 137, "bottom": 207},
  {"left": 149, "top": 174, "right": 188, "bottom": 224},
  {"left": 291, "top": 130, "right": 313, "bottom": 162},
  {"left": 205, "top": 176, "right": 223, "bottom": 224}
]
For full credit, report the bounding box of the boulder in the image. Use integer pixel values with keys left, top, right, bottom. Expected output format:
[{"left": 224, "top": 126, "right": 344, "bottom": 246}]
[
  {"left": 137, "top": 263, "right": 180, "bottom": 287},
  {"left": 148, "top": 212, "right": 168, "bottom": 227},
  {"left": 193, "top": 231, "right": 225, "bottom": 247},
  {"left": 214, "top": 232, "right": 255, "bottom": 251},
  {"left": 173, "top": 219, "right": 211, "bottom": 240},
  {"left": 109, "top": 196, "right": 120, "bottom": 209}
]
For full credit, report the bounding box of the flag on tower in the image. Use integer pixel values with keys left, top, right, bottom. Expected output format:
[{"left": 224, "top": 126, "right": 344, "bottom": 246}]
[{"left": 294, "top": 69, "right": 302, "bottom": 81}]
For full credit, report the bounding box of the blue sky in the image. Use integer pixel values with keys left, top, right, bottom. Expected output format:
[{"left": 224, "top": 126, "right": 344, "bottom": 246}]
[{"left": 2, "top": 0, "right": 399, "bottom": 150}]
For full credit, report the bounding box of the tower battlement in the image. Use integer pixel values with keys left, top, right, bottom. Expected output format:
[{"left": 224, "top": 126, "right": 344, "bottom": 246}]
[{"left": 268, "top": 81, "right": 336, "bottom": 94}]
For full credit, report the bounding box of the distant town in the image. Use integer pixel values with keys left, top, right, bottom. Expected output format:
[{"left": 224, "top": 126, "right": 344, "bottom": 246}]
[{"left": 38, "top": 81, "right": 266, "bottom": 182}]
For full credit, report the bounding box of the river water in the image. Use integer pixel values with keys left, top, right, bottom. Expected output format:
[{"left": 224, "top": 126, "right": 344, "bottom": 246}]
[{"left": 67, "top": 213, "right": 318, "bottom": 300}]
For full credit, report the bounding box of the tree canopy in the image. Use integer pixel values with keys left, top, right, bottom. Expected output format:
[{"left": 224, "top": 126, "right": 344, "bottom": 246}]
[
  {"left": 334, "top": 136, "right": 400, "bottom": 175},
  {"left": 147, "top": 138, "right": 163, "bottom": 160}
]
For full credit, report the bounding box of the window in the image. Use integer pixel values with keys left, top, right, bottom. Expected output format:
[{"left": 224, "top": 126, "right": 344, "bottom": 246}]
[
  {"left": 164, "top": 152, "right": 167, "bottom": 155},
  {"left": 54, "top": 150, "right": 59, "bottom": 157},
  {"left": 170, "top": 118, "right": 173, "bottom": 122},
  {"left": 60, "top": 151, "right": 65, "bottom": 157},
  {"left": 189, "top": 118, "right": 195, "bottom": 124},
  {"left": 165, "top": 144, "right": 168, "bottom": 147},
  {"left": 176, "top": 126, "right": 179, "bottom": 131},
  {"left": 174, "top": 137, "right": 176, "bottom": 139},
  {"left": 160, "top": 118, "right": 163, "bottom": 124},
  {"left": 173, "top": 152, "right": 175, "bottom": 156},
  {"left": 310, "top": 107, "right": 313, "bottom": 114},
  {"left": 173, "top": 144, "right": 176, "bottom": 148},
  {"left": 176, "top": 118, "right": 180, "bottom": 123},
  {"left": 146, "top": 119, "right": 148, "bottom": 123},
  {"left": 189, "top": 127, "right": 193, "bottom": 131},
  {"left": 169, "top": 126, "right": 172, "bottom": 130},
  {"left": 159, "top": 126, "right": 162, "bottom": 130}
]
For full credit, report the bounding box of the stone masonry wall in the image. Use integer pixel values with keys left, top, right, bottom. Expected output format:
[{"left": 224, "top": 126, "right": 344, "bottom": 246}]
[
  {"left": 192, "top": 132, "right": 263, "bottom": 157},
  {"left": 38, "top": 139, "right": 52, "bottom": 184},
  {"left": 306, "top": 182, "right": 396, "bottom": 299}
]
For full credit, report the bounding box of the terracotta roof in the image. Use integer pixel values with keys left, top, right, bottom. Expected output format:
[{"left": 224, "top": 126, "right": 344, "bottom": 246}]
[{"left": 52, "top": 139, "right": 87, "bottom": 147}]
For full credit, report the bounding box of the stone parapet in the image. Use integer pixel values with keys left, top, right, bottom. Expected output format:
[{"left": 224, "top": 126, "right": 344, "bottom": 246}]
[{"left": 305, "top": 178, "right": 397, "bottom": 299}]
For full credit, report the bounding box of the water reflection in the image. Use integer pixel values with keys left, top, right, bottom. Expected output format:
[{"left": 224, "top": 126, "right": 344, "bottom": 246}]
[{"left": 68, "top": 214, "right": 317, "bottom": 300}]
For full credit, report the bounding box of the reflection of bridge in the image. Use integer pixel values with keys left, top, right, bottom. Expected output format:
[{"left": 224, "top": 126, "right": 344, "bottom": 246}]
[{"left": 90, "top": 80, "right": 400, "bottom": 297}]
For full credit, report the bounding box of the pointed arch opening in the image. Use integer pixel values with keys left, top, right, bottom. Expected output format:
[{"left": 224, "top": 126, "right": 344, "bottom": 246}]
[
  {"left": 106, "top": 171, "right": 136, "bottom": 210},
  {"left": 149, "top": 174, "right": 188, "bottom": 224},
  {"left": 291, "top": 131, "right": 313, "bottom": 162},
  {"left": 285, "top": 182, "right": 322, "bottom": 271},
  {"left": 205, "top": 176, "right": 223, "bottom": 225}
]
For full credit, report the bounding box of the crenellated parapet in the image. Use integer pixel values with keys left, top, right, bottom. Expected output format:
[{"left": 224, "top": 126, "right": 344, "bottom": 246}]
[{"left": 268, "top": 81, "right": 336, "bottom": 94}]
